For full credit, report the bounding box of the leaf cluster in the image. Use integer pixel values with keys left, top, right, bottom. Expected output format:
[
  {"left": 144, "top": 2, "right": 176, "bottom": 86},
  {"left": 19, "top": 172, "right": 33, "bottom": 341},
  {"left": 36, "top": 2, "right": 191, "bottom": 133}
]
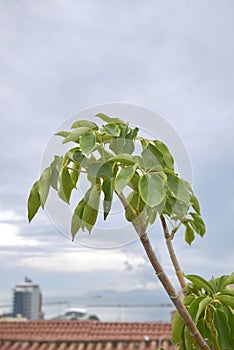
[
  {"left": 28, "top": 113, "right": 206, "bottom": 244},
  {"left": 172, "top": 272, "right": 234, "bottom": 349}
]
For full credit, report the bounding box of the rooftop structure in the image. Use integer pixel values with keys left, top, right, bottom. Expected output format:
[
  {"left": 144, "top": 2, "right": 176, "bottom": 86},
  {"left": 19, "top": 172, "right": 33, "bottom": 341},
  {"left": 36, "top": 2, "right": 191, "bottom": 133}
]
[{"left": 0, "top": 320, "right": 176, "bottom": 349}]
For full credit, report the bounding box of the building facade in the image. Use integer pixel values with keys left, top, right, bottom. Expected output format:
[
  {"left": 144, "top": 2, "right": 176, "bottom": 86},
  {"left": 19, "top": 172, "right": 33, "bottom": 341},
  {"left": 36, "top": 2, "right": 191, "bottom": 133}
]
[{"left": 13, "top": 278, "right": 42, "bottom": 320}]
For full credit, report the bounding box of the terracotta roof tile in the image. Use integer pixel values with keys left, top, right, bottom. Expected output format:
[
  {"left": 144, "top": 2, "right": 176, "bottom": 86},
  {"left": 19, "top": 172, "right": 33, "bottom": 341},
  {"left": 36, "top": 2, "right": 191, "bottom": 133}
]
[{"left": 0, "top": 320, "right": 176, "bottom": 350}]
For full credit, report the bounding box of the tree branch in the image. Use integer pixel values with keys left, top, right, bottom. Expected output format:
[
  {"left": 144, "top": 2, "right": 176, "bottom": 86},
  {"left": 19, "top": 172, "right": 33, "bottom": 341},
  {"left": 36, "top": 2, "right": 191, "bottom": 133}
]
[
  {"left": 139, "top": 231, "right": 210, "bottom": 350},
  {"left": 117, "top": 192, "right": 210, "bottom": 350},
  {"left": 160, "top": 215, "right": 187, "bottom": 293}
]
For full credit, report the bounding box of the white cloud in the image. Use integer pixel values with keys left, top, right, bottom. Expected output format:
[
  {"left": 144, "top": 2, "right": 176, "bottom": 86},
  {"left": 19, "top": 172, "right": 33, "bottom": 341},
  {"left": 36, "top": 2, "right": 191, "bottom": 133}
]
[
  {"left": 19, "top": 250, "right": 146, "bottom": 273},
  {"left": 0, "top": 223, "right": 40, "bottom": 247},
  {"left": 0, "top": 210, "right": 24, "bottom": 222}
]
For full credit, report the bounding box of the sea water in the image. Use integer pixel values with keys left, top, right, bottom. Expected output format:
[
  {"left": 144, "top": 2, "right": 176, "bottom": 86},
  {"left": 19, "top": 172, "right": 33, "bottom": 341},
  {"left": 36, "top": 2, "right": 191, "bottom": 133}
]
[{"left": 43, "top": 293, "right": 174, "bottom": 322}]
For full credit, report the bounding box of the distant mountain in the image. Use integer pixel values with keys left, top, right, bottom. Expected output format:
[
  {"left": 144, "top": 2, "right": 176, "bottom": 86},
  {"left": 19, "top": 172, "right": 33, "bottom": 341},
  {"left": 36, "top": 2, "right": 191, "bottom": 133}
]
[{"left": 83, "top": 288, "right": 171, "bottom": 306}]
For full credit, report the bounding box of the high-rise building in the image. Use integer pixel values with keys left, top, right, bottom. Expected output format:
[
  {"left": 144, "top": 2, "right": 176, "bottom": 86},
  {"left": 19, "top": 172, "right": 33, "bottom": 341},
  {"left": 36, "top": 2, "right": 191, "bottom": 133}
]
[{"left": 13, "top": 277, "right": 42, "bottom": 319}]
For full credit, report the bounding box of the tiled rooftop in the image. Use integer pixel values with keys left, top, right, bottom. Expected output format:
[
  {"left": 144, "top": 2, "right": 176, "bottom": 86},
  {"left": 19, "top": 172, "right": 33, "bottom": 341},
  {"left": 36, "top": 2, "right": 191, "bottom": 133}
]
[{"left": 0, "top": 320, "right": 176, "bottom": 350}]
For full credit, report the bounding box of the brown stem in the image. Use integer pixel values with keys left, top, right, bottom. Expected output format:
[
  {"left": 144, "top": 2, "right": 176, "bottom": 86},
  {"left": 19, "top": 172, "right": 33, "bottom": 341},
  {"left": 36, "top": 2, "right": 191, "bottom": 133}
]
[
  {"left": 139, "top": 231, "right": 210, "bottom": 350},
  {"left": 160, "top": 215, "right": 187, "bottom": 293},
  {"left": 117, "top": 192, "right": 210, "bottom": 350}
]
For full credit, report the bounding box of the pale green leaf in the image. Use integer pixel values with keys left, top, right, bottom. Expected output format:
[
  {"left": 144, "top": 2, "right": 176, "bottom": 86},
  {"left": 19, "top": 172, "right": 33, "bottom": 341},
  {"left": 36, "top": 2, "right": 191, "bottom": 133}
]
[
  {"left": 80, "top": 130, "right": 96, "bottom": 154},
  {"left": 69, "top": 162, "right": 80, "bottom": 188},
  {"left": 71, "top": 120, "right": 98, "bottom": 129},
  {"left": 108, "top": 153, "right": 136, "bottom": 165},
  {"left": 148, "top": 207, "right": 157, "bottom": 225},
  {"left": 153, "top": 140, "right": 174, "bottom": 170},
  {"left": 55, "top": 131, "right": 70, "bottom": 137},
  {"left": 27, "top": 181, "right": 41, "bottom": 222},
  {"left": 95, "top": 113, "right": 127, "bottom": 125},
  {"left": 141, "top": 145, "right": 163, "bottom": 170},
  {"left": 62, "top": 127, "right": 91, "bottom": 144},
  {"left": 39, "top": 167, "right": 52, "bottom": 208},
  {"left": 88, "top": 162, "right": 113, "bottom": 180},
  {"left": 115, "top": 165, "right": 136, "bottom": 194},
  {"left": 103, "top": 123, "right": 121, "bottom": 137},
  {"left": 50, "top": 156, "right": 63, "bottom": 190},
  {"left": 139, "top": 173, "right": 165, "bottom": 207}
]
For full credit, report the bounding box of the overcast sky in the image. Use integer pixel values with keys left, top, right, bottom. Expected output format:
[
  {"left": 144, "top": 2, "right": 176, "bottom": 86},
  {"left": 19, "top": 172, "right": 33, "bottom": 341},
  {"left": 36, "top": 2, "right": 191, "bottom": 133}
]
[{"left": 0, "top": 1, "right": 233, "bottom": 303}]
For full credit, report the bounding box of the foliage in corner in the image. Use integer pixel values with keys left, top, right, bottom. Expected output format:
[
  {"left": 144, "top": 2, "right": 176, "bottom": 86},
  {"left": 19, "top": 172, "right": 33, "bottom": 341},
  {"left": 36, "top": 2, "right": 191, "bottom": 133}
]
[{"left": 172, "top": 272, "right": 234, "bottom": 349}]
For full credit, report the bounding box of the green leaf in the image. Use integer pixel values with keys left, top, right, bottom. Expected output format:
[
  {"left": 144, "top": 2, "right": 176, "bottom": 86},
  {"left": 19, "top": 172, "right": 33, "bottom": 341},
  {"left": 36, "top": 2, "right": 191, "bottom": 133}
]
[
  {"left": 55, "top": 130, "right": 70, "bottom": 137},
  {"left": 189, "top": 213, "right": 206, "bottom": 237},
  {"left": 125, "top": 127, "right": 139, "bottom": 140},
  {"left": 58, "top": 168, "right": 74, "bottom": 203},
  {"left": 38, "top": 167, "right": 52, "bottom": 208},
  {"left": 27, "top": 181, "right": 41, "bottom": 222},
  {"left": 188, "top": 296, "right": 207, "bottom": 321},
  {"left": 50, "top": 156, "right": 63, "bottom": 190},
  {"left": 108, "top": 153, "right": 136, "bottom": 165},
  {"left": 71, "top": 199, "right": 86, "bottom": 239},
  {"left": 172, "top": 311, "right": 184, "bottom": 344},
  {"left": 191, "top": 194, "right": 201, "bottom": 215},
  {"left": 82, "top": 184, "right": 101, "bottom": 232},
  {"left": 139, "top": 173, "right": 165, "bottom": 207},
  {"left": 183, "top": 294, "right": 196, "bottom": 306},
  {"left": 125, "top": 191, "right": 145, "bottom": 222},
  {"left": 197, "top": 319, "right": 212, "bottom": 347},
  {"left": 69, "top": 162, "right": 80, "bottom": 188},
  {"left": 62, "top": 127, "right": 91, "bottom": 144},
  {"left": 166, "top": 173, "right": 191, "bottom": 206},
  {"left": 128, "top": 172, "right": 140, "bottom": 191},
  {"left": 71, "top": 120, "right": 98, "bottom": 130},
  {"left": 195, "top": 296, "right": 212, "bottom": 322},
  {"left": 148, "top": 207, "right": 157, "bottom": 225},
  {"left": 216, "top": 294, "right": 234, "bottom": 309},
  {"left": 185, "top": 274, "right": 214, "bottom": 295},
  {"left": 153, "top": 140, "right": 174, "bottom": 170},
  {"left": 217, "top": 303, "right": 234, "bottom": 337},
  {"left": 141, "top": 144, "right": 163, "bottom": 170},
  {"left": 95, "top": 113, "right": 127, "bottom": 125},
  {"left": 184, "top": 326, "right": 198, "bottom": 350},
  {"left": 88, "top": 162, "right": 113, "bottom": 180},
  {"left": 115, "top": 165, "right": 136, "bottom": 194},
  {"left": 80, "top": 130, "right": 96, "bottom": 154},
  {"left": 219, "top": 272, "right": 234, "bottom": 290},
  {"left": 102, "top": 178, "right": 114, "bottom": 220},
  {"left": 103, "top": 123, "right": 121, "bottom": 137},
  {"left": 72, "top": 150, "right": 85, "bottom": 163},
  {"left": 213, "top": 309, "right": 233, "bottom": 349},
  {"left": 184, "top": 224, "right": 195, "bottom": 245}
]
